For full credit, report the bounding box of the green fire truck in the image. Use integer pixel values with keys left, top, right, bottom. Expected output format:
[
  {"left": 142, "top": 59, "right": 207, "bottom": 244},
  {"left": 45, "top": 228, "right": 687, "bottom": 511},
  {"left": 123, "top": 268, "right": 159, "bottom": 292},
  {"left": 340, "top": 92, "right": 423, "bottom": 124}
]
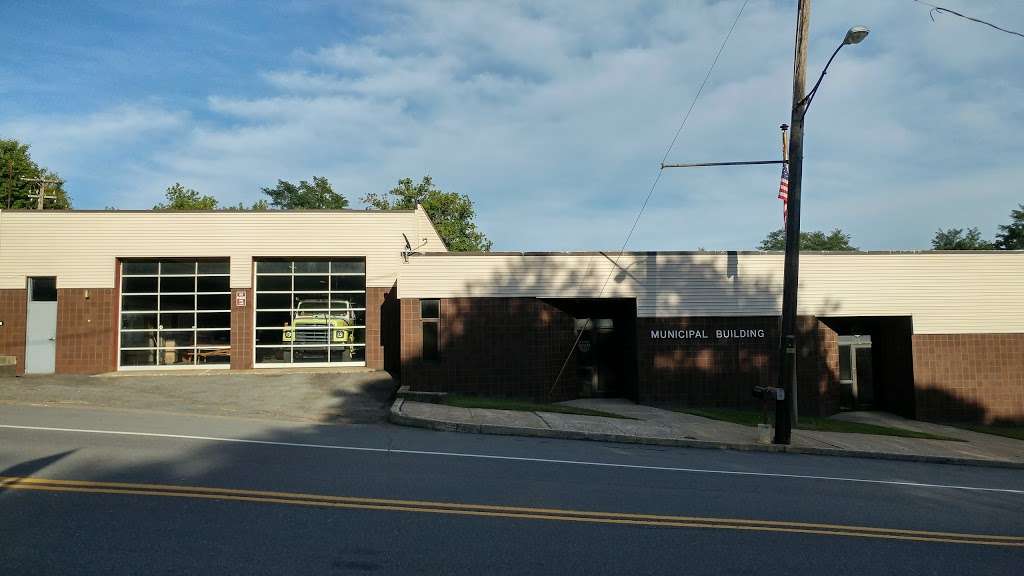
[{"left": 282, "top": 299, "right": 356, "bottom": 347}]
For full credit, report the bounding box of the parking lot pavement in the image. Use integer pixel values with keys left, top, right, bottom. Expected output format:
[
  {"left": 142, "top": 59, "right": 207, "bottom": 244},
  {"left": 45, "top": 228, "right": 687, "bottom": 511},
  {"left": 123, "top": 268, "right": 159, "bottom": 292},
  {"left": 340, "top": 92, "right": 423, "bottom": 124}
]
[{"left": 0, "top": 369, "right": 398, "bottom": 424}]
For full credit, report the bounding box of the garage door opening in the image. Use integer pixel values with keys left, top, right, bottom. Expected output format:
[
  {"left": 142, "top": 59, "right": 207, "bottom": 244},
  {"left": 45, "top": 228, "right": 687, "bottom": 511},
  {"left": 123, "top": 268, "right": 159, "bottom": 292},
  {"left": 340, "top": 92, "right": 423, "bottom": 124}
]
[
  {"left": 118, "top": 259, "right": 232, "bottom": 369},
  {"left": 254, "top": 258, "right": 366, "bottom": 367}
]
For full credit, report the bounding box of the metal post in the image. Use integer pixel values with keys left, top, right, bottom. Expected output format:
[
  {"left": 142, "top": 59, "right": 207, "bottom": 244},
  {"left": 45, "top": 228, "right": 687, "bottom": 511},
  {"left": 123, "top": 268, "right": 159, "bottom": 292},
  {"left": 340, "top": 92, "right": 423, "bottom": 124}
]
[{"left": 774, "top": 0, "right": 810, "bottom": 445}]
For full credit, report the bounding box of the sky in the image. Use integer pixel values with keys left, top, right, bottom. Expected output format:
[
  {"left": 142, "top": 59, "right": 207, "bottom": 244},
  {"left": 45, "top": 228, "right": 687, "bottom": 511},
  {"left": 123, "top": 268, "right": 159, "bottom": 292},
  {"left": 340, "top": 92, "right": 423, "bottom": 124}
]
[{"left": 1, "top": 0, "right": 1021, "bottom": 251}]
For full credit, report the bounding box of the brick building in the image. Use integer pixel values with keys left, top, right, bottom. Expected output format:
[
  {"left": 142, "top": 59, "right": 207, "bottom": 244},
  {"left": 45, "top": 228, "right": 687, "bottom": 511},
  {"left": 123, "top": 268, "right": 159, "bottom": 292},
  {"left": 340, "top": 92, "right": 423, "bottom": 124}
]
[{"left": 1, "top": 209, "right": 1021, "bottom": 423}]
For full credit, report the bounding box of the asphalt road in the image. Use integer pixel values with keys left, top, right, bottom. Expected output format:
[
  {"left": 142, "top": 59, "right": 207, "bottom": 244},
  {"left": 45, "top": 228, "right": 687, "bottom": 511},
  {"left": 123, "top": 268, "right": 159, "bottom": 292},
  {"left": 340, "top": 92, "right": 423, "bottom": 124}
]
[{"left": 1, "top": 405, "right": 1021, "bottom": 575}]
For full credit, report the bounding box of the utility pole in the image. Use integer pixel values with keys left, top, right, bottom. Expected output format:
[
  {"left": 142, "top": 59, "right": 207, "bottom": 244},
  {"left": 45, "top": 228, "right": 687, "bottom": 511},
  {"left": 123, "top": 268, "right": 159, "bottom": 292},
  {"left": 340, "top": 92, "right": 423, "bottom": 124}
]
[
  {"left": 20, "top": 176, "right": 62, "bottom": 210},
  {"left": 773, "top": 0, "right": 811, "bottom": 445}
]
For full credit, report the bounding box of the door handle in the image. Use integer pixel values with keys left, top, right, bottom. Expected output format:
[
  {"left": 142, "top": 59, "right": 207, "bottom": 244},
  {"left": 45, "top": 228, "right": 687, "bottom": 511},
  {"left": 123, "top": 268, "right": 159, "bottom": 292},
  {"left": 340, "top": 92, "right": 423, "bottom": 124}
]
[{"left": 48, "top": 337, "right": 56, "bottom": 342}]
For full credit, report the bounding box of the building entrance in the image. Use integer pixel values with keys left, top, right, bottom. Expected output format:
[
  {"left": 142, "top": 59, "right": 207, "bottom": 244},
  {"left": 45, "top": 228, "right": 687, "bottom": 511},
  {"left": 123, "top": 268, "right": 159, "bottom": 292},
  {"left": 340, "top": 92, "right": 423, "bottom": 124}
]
[
  {"left": 838, "top": 334, "right": 873, "bottom": 409},
  {"left": 543, "top": 298, "right": 638, "bottom": 401},
  {"left": 821, "top": 316, "right": 915, "bottom": 418}
]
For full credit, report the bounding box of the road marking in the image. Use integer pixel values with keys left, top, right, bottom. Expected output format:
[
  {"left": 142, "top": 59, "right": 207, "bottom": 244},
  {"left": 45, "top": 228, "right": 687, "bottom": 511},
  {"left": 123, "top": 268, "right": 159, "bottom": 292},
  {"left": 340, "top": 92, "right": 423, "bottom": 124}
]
[
  {"left": 1, "top": 423, "right": 1021, "bottom": 495},
  {"left": 2, "top": 476, "right": 1021, "bottom": 547}
]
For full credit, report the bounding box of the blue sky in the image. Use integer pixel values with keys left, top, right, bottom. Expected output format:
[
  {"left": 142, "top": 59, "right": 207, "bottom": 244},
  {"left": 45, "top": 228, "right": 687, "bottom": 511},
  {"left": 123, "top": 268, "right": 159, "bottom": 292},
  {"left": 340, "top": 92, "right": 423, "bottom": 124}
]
[{"left": 2, "top": 0, "right": 1022, "bottom": 250}]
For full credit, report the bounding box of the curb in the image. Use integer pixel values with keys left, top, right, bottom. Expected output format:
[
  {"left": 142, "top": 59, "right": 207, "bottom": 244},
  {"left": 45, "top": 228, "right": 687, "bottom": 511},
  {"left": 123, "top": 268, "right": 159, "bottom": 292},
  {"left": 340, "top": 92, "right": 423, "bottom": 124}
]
[{"left": 388, "top": 400, "right": 1024, "bottom": 470}]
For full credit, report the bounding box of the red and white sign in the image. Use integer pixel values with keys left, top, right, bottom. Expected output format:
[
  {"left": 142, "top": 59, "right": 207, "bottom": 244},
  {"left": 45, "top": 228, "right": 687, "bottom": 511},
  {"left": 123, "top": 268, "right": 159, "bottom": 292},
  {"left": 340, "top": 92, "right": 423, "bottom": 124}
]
[{"left": 235, "top": 290, "right": 247, "bottom": 307}]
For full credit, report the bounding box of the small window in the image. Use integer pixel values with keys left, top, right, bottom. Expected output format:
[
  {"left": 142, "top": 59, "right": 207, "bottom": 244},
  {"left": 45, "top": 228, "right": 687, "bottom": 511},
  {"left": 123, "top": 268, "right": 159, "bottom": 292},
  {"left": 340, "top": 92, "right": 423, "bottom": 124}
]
[
  {"left": 422, "top": 322, "right": 439, "bottom": 361},
  {"left": 29, "top": 277, "right": 57, "bottom": 302},
  {"left": 421, "top": 299, "right": 440, "bottom": 319}
]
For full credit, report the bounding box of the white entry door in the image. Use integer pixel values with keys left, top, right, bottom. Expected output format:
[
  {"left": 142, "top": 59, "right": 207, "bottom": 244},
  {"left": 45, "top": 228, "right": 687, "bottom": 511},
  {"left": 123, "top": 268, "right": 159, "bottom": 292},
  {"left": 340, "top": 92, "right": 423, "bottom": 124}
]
[{"left": 26, "top": 277, "right": 58, "bottom": 374}]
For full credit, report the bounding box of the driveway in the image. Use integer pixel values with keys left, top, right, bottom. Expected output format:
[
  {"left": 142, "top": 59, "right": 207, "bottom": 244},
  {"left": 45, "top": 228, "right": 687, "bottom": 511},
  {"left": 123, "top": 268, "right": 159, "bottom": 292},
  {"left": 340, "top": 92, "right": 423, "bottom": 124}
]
[{"left": 0, "top": 369, "right": 398, "bottom": 424}]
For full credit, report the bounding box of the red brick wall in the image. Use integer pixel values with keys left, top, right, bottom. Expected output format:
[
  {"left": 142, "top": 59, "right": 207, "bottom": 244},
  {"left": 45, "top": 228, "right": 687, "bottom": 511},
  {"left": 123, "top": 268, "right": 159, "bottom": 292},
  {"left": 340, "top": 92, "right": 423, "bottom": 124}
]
[
  {"left": 55, "top": 288, "right": 117, "bottom": 374},
  {"left": 400, "top": 297, "right": 578, "bottom": 400},
  {"left": 365, "top": 286, "right": 391, "bottom": 370},
  {"left": 913, "top": 333, "right": 1024, "bottom": 424},
  {"left": 796, "top": 316, "right": 841, "bottom": 417},
  {"left": 637, "top": 316, "right": 779, "bottom": 408},
  {"left": 0, "top": 289, "right": 27, "bottom": 374},
  {"left": 230, "top": 287, "right": 253, "bottom": 370}
]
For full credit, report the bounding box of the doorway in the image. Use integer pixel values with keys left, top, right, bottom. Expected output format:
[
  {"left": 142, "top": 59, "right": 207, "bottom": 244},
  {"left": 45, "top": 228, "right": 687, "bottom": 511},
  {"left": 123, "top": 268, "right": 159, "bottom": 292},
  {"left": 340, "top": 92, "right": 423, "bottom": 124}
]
[
  {"left": 575, "top": 318, "right": 618, "bottom": 397},
  {"left": 542, "top": 298, "right": 638, "bottom": 400},
  {"left": 821, "top": 316, "right": 915, "bottom": 418},
  {"left": 838, "top": 334, "right": 873, "bottom": 409},
  {"left": 26, "top": 277, "right": 58, "bottom": 374}
]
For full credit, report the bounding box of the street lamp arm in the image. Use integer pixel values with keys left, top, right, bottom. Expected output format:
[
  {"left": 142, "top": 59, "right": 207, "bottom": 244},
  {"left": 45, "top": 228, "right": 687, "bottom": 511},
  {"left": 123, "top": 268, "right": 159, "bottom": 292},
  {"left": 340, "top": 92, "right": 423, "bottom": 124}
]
[{"left": 795, "top": 41, "right": 844, "bottom": 116}]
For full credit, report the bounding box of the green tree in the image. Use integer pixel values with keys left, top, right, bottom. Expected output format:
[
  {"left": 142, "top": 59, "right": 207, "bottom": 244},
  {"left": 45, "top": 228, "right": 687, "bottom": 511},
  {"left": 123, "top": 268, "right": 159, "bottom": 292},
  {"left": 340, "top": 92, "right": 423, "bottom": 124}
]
[
  {"left": 757, "top": 228, "right": 856, "bottom": 251},
  {"left": 931, "top": 227, "right": 994, "bottom": 250},
  {"left": 261, "top": 176, "right": 348, "bottom": 209},
  {"left": 994, "top": 203, "right": 1024, "bottom": 250},
  {"left": 362, "top": 176, "right": 492, "bottom": 251},
  {"left": 153, "top": 183, "right": 219, "bottom": 210},
  {"left": 0, "top": 138, "right": 72, "bottom": 209}
]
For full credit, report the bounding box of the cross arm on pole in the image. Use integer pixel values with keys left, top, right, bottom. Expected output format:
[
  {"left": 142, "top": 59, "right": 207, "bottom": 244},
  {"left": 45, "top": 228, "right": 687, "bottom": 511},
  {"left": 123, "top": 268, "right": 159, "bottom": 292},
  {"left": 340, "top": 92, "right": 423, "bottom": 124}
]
[{"left": 660, "top": 160, "right": 787, "bottom": 169}]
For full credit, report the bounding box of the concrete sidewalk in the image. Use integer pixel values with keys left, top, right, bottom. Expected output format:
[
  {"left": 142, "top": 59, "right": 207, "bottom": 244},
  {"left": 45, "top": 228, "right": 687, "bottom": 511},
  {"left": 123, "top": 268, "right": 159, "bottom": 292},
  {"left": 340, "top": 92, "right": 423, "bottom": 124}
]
[{"left": 390, "top": 398, "right": 1024, "bottom": 468}]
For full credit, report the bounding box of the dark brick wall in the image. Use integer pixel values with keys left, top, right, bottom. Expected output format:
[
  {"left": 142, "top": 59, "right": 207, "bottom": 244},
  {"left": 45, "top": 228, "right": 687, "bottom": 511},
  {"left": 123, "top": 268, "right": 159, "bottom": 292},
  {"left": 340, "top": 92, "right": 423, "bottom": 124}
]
[
  {"left": 913, "top": 333, "right": 1024, "bottom": 424},
  {"left": 365, "top": 286, "right": 389, "bottom": 370},
  {"left": 796, "top": 316, "right": 841, "bottom": 417},
  {"left": 636, "top": 316, "right": 779, "bottom": 408},
  {"left": 55, "top": 288, "right": 117, "bottom": 374},
  {"left": 0, "top": 289, "right": 27, "bottom": 374},
  {"left": 400, "top": 297, "right": 578, "bottom": 400},
  {"left": 230, "top": 287, "right": 253, "bottom": 370}
]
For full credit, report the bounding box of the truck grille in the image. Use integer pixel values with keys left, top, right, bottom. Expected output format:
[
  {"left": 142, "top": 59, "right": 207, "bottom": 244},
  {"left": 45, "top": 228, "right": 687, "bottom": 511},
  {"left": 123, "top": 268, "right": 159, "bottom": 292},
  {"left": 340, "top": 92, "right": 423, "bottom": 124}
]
[{"left": 295, "top": 329, "right": 329, "bottom": 344}]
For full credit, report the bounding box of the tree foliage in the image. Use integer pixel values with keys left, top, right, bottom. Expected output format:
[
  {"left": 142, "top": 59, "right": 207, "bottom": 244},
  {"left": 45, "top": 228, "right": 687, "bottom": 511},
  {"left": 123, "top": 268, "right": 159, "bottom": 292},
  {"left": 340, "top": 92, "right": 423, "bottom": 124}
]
[
  {"left": 362, "top": 176, "right": 492, "bottom": 251},
  {"left": 153, "top": 183, "right": 219, "bottom": 210},
  {"left": 0, "top": 138, "right": 72, "bottom": 209},
  {"left": 261, "top": 176, "right": 348, "bottom": 209},
  {"left": 152, "top": 183, "right": 268, "bottom": 211},
  {"left": 994, "top": 203, "right": 1024, "bottom": 250},
  {"left": 757, "top": 228, "right": 857, "bottom": 251},
  {"left": 931, "top": 227, "right": 994, "bottom": 250}
]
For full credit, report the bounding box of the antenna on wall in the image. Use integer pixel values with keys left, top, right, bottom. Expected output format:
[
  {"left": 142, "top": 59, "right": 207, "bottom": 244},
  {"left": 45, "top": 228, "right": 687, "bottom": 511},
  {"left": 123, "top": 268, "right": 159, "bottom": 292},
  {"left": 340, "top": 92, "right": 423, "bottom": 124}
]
[{"left": 402, "top": 233, "right": 429, "bottom": 262}]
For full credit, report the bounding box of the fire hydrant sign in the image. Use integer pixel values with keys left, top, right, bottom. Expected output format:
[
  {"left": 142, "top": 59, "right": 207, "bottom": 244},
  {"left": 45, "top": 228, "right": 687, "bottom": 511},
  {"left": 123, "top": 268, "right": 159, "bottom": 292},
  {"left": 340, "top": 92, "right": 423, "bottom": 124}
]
[{"left": 235, "top": 290, "right": 246, "bottom": 308}]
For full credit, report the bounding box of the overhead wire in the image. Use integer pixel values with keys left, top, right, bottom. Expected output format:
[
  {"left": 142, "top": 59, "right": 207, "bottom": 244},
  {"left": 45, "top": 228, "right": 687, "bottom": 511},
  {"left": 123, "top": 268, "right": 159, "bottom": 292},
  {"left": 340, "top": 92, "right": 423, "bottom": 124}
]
[
  {"left": 912, "top": 0, "right": 1024, "bottom": 39},
  {"left": 547, "top": 0, "right": 752, "bottom": 397}
]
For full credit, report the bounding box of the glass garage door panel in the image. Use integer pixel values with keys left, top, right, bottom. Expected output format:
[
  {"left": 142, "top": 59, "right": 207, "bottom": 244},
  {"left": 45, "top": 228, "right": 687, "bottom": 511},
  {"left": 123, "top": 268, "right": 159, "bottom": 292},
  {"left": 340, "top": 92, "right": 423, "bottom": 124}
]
[
  {"left": 119, "top": 259, "right": 231, "bottom": 368},
  {"left": 254, "top": 258, "right": 366, "bottom": 367}
]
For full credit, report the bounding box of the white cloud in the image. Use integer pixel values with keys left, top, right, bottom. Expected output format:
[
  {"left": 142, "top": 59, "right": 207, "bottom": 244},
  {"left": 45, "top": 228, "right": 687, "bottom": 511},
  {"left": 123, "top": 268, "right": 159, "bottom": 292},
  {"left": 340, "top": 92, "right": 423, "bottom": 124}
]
[{"left": 11, "top": 0, "right": 1024, "bottom": 249}]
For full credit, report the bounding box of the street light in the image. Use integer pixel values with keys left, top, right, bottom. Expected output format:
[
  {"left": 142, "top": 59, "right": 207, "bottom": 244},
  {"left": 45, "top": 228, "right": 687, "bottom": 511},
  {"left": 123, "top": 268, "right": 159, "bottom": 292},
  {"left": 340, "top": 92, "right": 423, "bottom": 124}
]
[
  {"left": 799, "top": 26, "right": 870, "bottom": 115},
  {"left": 773, "top": 14, "right": 870, "bottom": 445},
  {"left": 844, "top": 26, "right": 870, "bottom": 45}
]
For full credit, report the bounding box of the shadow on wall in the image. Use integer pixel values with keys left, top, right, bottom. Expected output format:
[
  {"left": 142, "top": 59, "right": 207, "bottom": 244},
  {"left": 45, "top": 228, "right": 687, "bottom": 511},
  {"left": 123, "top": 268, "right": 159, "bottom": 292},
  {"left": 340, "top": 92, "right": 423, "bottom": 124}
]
[{"left": 401, "top": 252, "right": 845, "bottom": 416}]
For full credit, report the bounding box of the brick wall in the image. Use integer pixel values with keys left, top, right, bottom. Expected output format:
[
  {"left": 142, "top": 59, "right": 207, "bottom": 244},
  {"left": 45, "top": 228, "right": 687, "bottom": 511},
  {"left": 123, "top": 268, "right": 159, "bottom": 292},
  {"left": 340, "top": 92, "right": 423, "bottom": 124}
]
[
  {"left": 796, "top": 316, "right": 841, "bottom": 417},
  {"left": 637, "top": 316, "right": 779, "bottom": 408},
  {"left": 365, "top": 286, "right": 392, "bottom": 370},
  {"left": 230, "top": 287, "right": 253, "bottom": 370},
  {"left": 400, "top": 297, "right": 578, "bottom": 400},
  {"left": 55, "top": 288, "right": 117, "bottom": 374},
  {"left": 913, "top": 333, "right": 1024, "bottom": 424},
  {"left": 0, "top": 289, "right": 27, "bottom": 374}
]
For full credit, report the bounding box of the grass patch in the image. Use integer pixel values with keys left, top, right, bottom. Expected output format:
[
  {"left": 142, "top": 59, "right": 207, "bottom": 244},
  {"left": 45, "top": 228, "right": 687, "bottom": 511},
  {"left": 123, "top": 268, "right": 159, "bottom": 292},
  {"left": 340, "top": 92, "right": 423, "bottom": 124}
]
[
  {"left": 442, "top": 395, "right": 634, "bottom": 419},
  {"left": 678, "top": 407, "right": 963, "bottom": 441},
  {"left": 947, "top": 424, "right": 1024, "bottom": 441}
]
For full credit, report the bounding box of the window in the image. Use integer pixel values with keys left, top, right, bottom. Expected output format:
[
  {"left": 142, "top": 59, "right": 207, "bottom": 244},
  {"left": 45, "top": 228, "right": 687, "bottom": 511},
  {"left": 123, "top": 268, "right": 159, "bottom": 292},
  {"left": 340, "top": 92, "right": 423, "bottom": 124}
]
[
  {"left": 254, "top": 258, "right": 366, "bottom": 366},
  {"left": 119, "top": 260, "right": 231, "bottom": 368},
  {"left": 29, "top": 277, "right": 57, "bottom": 302},
  {"left": 421, "top": 299, "right": 440, "bottom": 361}
]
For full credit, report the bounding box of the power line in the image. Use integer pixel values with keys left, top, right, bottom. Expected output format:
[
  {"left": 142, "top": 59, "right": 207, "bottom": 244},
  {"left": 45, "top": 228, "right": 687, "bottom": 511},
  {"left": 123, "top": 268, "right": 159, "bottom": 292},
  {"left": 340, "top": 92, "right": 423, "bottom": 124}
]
[
  {"left": 912, "top": 0, "right": 1024, "bottom": 39},
  {"left": 547, "top": 0, "right": 751, "bottom": 397}
]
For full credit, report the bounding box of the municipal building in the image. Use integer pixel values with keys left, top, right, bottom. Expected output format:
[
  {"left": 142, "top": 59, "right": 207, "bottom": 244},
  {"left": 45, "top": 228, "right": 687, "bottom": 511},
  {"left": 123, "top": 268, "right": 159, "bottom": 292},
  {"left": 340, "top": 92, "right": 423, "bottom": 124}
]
[{"left": 1, "top": 209, "right": 1021, "bottom": 424}]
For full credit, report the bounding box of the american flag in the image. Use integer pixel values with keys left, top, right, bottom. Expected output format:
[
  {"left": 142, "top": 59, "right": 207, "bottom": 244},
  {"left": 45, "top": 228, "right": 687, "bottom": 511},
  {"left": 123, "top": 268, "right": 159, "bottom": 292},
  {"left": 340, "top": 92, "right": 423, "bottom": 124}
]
[{"left": 777, "top": 163, "right": 789, "bottom": 223}]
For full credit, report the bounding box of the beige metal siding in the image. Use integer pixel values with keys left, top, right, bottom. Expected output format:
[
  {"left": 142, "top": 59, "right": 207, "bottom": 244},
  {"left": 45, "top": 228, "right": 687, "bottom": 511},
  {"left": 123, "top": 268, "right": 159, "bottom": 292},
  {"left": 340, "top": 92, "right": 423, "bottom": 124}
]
[
  {"left": 398, "top": 252, "right": 1024, "bottom": 334},
  {"left": 0, "top": 208, "right": 446, "bottom": 289}
]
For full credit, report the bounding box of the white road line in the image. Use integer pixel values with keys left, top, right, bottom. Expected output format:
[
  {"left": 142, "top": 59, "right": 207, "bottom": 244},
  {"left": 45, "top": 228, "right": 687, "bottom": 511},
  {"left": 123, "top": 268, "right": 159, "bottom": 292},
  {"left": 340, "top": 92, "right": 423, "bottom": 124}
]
[{"left": 1, "top": 423, "right": 1021, "bottom": 495}]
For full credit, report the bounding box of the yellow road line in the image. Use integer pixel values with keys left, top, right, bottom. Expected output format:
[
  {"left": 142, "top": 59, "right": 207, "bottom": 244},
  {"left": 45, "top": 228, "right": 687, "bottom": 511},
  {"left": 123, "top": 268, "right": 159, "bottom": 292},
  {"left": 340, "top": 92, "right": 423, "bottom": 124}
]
[{"left": 2, "top": 476, "right": 1021, "bottom": 547}]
